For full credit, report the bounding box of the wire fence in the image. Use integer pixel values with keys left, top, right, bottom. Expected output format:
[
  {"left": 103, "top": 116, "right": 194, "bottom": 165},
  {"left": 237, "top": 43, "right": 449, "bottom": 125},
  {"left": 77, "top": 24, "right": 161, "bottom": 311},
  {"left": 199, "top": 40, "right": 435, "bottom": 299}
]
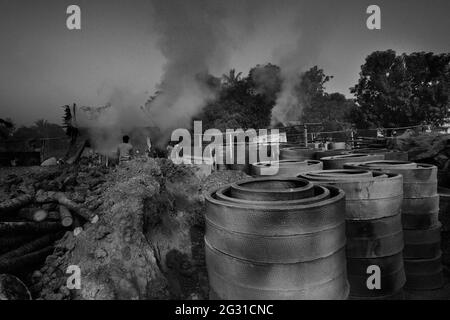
[{"left": 0, "top": 123, "right": 443, "bottom": 165}]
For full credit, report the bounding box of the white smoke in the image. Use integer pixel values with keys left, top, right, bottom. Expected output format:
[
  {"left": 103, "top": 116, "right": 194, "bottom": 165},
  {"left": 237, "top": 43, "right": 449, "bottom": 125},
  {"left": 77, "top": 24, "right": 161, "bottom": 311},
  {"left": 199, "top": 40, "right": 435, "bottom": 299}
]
[
  {"left": 76, "top": 0, "right": 339, "bottom": 150},
  {"left": 271, "top": 1, "right": 339, "bottom": 125}
]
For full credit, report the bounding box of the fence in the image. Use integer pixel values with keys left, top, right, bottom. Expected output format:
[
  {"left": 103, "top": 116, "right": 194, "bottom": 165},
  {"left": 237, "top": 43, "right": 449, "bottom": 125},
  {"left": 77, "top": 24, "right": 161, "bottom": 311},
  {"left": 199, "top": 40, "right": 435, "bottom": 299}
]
[{"left": 0, "top": 136, "right": 70, "bottom": 165}]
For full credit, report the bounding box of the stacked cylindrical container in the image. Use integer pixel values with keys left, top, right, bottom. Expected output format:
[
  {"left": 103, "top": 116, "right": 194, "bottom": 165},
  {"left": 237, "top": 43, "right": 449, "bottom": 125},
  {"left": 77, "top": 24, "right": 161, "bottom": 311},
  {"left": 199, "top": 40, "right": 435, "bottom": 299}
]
[
  {"left": 314, "top": 149, "right": 350, "bottom": 160},
  {"left": 280, "top": 147, "right": 316, "bottom": 161},
  {"left": 299, "top": 170, "right": 406, "bottom": 299},
  {"left": 352, "top": 149, "right": 408, "bottom": 161},
  {"left": 320, "top": 153, "right": 385, "bottom": 169},
  {"left": 344, "top": 161, "right": 444, "bottom": 291},
  {"left": 251, "top": 159, "right": 323, "bottom": 177},
  {"left": 205, "top": 177, "right": 349, "bottom": 299},
  {"left": 438, "top": 187, "right": 450, "bottom": 266}
]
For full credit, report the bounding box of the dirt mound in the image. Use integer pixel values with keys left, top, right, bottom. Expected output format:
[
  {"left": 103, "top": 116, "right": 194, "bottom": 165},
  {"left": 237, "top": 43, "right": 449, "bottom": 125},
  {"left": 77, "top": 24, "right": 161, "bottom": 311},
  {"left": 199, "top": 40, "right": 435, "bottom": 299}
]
[{"left": 29, "top": 158, "right": 248, "bottom": 300}]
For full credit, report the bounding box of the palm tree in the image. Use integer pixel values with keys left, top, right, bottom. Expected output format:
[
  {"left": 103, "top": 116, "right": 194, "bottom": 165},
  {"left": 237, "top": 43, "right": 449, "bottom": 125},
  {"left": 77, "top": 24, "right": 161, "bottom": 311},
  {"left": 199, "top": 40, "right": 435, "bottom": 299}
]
[{"left": 222, "top": 69, "right": 242, "bottom": 87}]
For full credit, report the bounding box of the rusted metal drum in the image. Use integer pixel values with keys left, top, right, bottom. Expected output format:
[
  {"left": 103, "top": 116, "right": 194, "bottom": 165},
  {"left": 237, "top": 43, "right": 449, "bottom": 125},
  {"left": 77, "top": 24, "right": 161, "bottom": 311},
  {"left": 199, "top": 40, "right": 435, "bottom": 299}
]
[
  {"left": 343, "top": 161, "right": 443, "bottom": 291},
  {"left": 280, "top": 147, "right": 316, "bottom": 161},
  {"left": 320, "top": 153, "right": 385, "bottom": 169},
  {"left": 298, "top": 170, "right": 405, "bottom": 299},
  {"left": 205, "top": 177, "right": 349, "bottom": 300},
  {"left": 251, "top": 160, "right": 323, "bottom": 177}
]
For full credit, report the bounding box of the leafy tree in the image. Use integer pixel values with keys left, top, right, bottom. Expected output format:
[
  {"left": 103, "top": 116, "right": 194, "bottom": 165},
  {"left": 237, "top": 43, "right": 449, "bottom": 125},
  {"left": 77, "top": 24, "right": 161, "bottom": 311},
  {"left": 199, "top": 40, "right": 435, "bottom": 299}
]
[
  {"left": 303, "top": 93, "right": 356, "bottom": 132},
  {"left": 198, "top": 64, "right": 282, "bottom": 131},
  {"left": 289, "top": 66, "right": 355, "bottom": 132},
  {"left": 248, "top": 63, "right": 282, "bottom": 104},
  {"left": 296, "top": 66, "right": 333, "bottom": 108},
  {"left": 13, "top": 120, "right": 65, "bottom": 140},
  {"left": 350, "top": 50, "right": 450, "bottom": 128},
  {"left": 0, "top": 118, "right": 15, "bottom": 139},
  {"left": 222, "top": 69, "right": 242, "bottom": 87},
  {"left": 62, "top": 104, "right": 79, "bottom": 144}
]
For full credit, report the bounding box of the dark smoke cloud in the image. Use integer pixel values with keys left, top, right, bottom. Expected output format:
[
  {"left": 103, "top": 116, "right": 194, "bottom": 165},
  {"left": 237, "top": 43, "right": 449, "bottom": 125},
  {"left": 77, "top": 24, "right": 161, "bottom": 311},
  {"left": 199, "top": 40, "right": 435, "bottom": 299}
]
[
  {"left": 271, "top": 1, "right": 342, "bottom": 125},
  {"left": 143, "top": 0, "right": 341, "bottom": 138},
  {"left": 143, "top": 0, "right": 233, "bottom": 145}
]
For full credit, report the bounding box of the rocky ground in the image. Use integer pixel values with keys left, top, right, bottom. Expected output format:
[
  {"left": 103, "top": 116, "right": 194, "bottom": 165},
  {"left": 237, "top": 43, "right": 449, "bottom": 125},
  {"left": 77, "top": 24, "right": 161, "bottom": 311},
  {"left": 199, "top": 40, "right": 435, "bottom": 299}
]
[
  {"left": 1, "top": 156, "right": 450, "bottom": 300},
  {"left": 0, "top": 158, "right": 248, "bottom": 300}
]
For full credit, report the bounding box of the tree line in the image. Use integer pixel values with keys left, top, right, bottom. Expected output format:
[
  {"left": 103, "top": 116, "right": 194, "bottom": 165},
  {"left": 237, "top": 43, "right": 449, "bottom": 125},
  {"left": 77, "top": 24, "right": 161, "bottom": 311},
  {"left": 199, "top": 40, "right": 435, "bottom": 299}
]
[
  {"left": 1, "top": 50, "right": 449, "bottom": 143},
  {"left": 195, "top": 50, "right": 450, "bottom": 133}
]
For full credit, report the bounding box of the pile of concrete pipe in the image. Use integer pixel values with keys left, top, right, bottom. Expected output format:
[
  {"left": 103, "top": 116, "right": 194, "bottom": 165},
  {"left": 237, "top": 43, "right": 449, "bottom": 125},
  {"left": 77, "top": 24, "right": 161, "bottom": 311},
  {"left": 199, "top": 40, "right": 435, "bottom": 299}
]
[
  {"left": 279, "top": 147, "right": 316, "bottom": 161},
  {"left": 345, "top": 161, "right": 444, "bottom": 291},
  {"left": 353, "top": 149, "right": 408, "bottom": 161},
  {"left": 207, "top": 160, "right": 445, "bottom": 299},
  {"left": 250, "top": 145, "right": 389, "bottom": 177},
  {"left": 320, "top": 153, "right": 385, "bottom": 169},
  {"left": 438, "top": 187, "right": 450, "bottom": 266},
  {"left": 251, "top": 160, "right": 323, "bottom": 177},
  {"left": 299, "top": 170, "right": 405, "bottom": 299},
  {"left": 205, "top": 177, "right": 349, "bottom": 300}
]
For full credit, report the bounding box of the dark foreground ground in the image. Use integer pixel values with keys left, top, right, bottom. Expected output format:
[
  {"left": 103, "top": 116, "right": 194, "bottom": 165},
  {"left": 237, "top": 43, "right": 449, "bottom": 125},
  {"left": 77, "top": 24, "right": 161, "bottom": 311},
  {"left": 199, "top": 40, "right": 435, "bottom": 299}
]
[{"left": 1, "top": 162, "right": 450, "bottom": 300}]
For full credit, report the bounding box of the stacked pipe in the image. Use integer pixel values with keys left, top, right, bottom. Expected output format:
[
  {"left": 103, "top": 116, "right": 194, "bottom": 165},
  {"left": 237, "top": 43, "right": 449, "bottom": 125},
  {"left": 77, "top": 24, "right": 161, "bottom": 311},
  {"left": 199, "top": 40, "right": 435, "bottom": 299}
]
[
  {"left": 438, "top": 187, "right": 450, "bottom": 266},
  {"left": 320, "top": 153, "right": 385, "bottom": 169},
  {"left": 344, "top": 161, "right": 444, "bottom": 291},
  {"left": 218, "top": 142, "right": 252, "bottom": 173},
  {"left": 314, "top": 149, "right": 350, "bottom": 160},
  {"left": 280, "top": 147, "right": 316, "bottom": 161},
  {"left": 205, "top": 177, "right": 349, "bottom": 299},
  {"left": 298, "top": 170, "right": 405, "bottom": 299},
  {"left": 352, "top": 149, "right": 408, "bottom": 161},
  {"left": 251, "top": 160, "right": 323, "bottom": 177}
]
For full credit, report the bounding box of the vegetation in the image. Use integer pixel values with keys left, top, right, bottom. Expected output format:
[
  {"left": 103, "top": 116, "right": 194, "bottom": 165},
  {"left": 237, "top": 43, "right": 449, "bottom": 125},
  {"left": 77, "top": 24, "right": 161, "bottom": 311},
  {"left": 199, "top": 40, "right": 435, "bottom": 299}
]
[
  {"left": 11, "top": 120, "right": 65, "bottom": 141},
  {"left": 2, "top": 50, "right": 449, "bottom": 144},
  {"left": 197, "top": 63, "right": 282, "bottom": 131},
  {"left": 350, "top": 50, "right": 450, "bottom": 128},
  {"left": 0, "top": 118, "right": 15, "bottom": 139},
  {"left": 296, "top": 66, "right": 356, "bottom": 132},
  {"left": 198, "top": 64, "right": 355, "bottom": 132}
]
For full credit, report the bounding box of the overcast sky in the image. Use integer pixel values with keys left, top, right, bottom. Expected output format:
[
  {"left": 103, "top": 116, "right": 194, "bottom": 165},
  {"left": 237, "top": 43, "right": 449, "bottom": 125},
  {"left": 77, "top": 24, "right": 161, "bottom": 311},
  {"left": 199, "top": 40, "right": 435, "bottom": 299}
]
[{"left": 0, "top": 0, "right": 449, "bottom": 126}]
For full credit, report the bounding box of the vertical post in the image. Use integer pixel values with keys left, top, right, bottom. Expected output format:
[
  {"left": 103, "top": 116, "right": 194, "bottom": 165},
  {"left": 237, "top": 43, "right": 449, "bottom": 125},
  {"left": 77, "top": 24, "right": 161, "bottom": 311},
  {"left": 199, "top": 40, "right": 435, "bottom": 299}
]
[
  {"left": 303, "top": 124, "right": 308, "bottom": 147},
  {"left": 40, "top": 139, "right": 45, "bottom": 163},
  {"left": 350, "top": 129, "right": 355, "bottom": 149}
]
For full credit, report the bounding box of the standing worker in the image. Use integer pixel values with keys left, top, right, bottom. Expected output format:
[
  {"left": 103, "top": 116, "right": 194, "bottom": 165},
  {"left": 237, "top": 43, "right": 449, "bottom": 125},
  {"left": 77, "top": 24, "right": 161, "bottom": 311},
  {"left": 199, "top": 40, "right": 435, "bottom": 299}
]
[
  {"left": 166, "top": 142, "right": 174, "bottom": 160},
  {"left": 117, "top": 135, "right": 133, "bottom": 162}
]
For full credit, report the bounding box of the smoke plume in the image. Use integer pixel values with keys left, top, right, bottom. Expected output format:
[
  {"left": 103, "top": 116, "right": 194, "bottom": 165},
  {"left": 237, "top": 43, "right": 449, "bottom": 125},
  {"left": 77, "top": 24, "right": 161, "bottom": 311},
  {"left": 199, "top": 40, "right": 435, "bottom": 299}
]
[
  {"left": 79, "top": 1, "right": 339, "bottom": 152},
  {"left": 143, "top": 0, "right": 234, "bottom": 146},
  {"left": 77, "top": 87, "right": 149, "bottom": 155},
  {"left": 271, "top": 1, "right": 340, "bottom": 126}
]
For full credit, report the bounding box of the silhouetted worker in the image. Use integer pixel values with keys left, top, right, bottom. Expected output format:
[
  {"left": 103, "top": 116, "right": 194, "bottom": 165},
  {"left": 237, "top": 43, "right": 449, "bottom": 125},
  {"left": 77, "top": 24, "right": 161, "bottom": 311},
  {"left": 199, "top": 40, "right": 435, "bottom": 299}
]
[{"left": 117, "top": 135, "right": 133, "bottom": 162}]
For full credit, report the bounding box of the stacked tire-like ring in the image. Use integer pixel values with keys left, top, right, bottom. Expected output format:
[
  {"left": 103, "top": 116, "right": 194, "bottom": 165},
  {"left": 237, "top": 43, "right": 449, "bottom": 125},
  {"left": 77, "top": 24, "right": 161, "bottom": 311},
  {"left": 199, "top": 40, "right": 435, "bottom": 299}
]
[
  {"left": 205, "top": 177, "right": 349, "bottom": 299},
  {"left": 298, "top": 170, "right": 406, "bottom": 299},
  {"left": 320, "top": 153, "right": 385, "bottom": 169},
  {"left": 251, "top": 160, "right": 323, "bottom": 177},
  {"left": 344, "top": 161, "right": 444, "bottom": 291}
]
